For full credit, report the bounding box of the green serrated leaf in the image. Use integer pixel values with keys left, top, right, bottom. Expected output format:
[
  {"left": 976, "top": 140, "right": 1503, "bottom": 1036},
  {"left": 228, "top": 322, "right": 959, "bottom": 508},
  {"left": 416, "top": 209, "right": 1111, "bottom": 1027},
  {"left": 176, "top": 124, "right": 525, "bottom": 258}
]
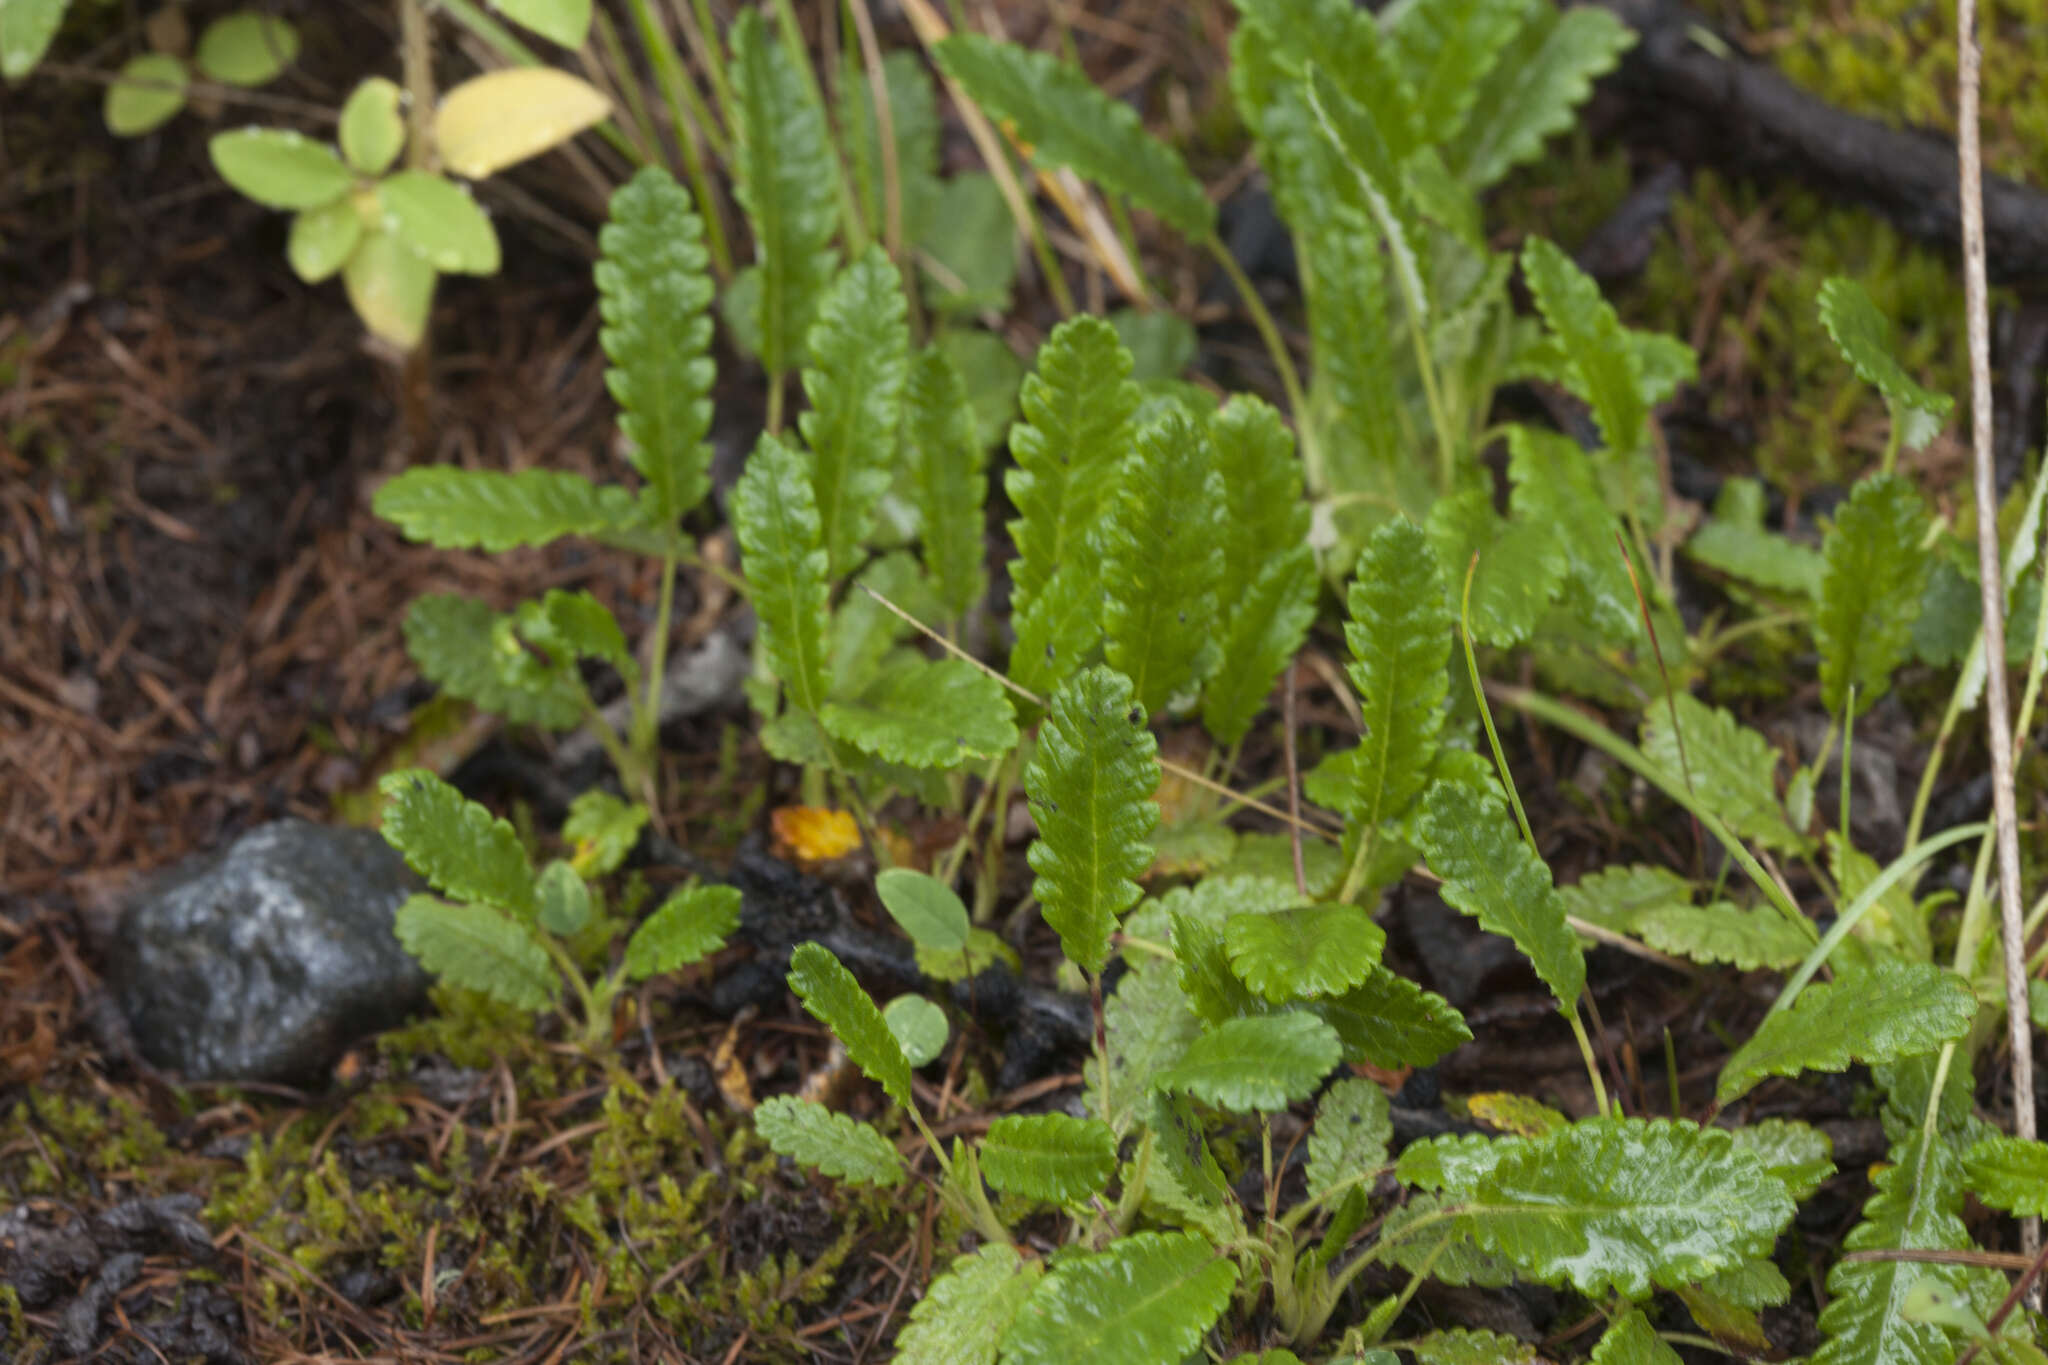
[
  {"left": 379, "top": 768, "right": 534, "bottom": 914},
  {"left": 376, "top": 467, "right": 641, "bottom": 552},
  {"left": 105, "top": 54, "right": 188, "bottom": 136},
  {"left": 1506, "top": 424, "right": 1638, "bottom": 643},
  {"left": 1717, "top": 959, "right": 1977, "bottom": 1105},
  {"left": 395, "top": 894, "right": 556, "bottom": 1010},
  {"left": 1025, "top": 666, "right": 1160, "bottom": 975},
  {"left": 1232, "top": 0, "right": 1419, "bottom": 160},
  {"left": 1559, "top": 864, "right": 1693, "bottom": 936},
  {"left": 1005, "top": 317, "right": 1138, "bottom": 619},
  {"left": 1409, "top": 1327, "right": 1536, "bottom": 1365},
  {"left": 802, "top": 246, "right": 910, "bottom": 576},
  {"left": 1010, "top": 565, "right": 1104, "bottom": 707},
  {"left": 562, "top": 790, "right": 647, "bottom": 878},
  {"left": 728, "top": 9, "right": 838, "bottom": 381},
  {"left": 1416, "top": 781, "right": 1584, "bottom": 1010},
  {"left": 752, "top": 1094, "right": 903, "bottom": 1186},
  {"left": 1223, "top": 904, "right": 1385, "bottom": 1003},
  {"left": 195, "top": 12, "right": 298, "bottom": 86},
  {"left": 1678, "top": 1259, "right": 1788, "bottom": 1350},
  {"left": 401, "top": 594, "right": 583, "bottom": 728},
  {"left": 883, "top": 994, "right": 949, "bottom": 1067},
  {"left": 210, "top": 128, "right": 352, "bottom": 210},
  {"left": 1088, "top": 964, "right": 1201, "bottom": 1139},
  {"left": 1173, "top": 911, "right": 1266, "bottom": 1027},
  {"left": 1154, "top": 1011, "right": 1342, "bottom": 1112},
  {"left": 820, "top": 655, "right": 1018, "bottom": 770},
  {"left": 1446, "top": 3, "right": 1632, "bottom": 190},
  {"left": 788, "top": 942, "right": 912, "bottom": 1108},
  {"left": 595, "top": 167, "right": 715, "bottom": 526},
  {"left": 1522, "top": 235, "right": 1645, "bottom": 456},
  {"left": 1589, "top": 1311, "right": 1681, "bottom": 1365},
  {"left": 1311, "top": 966, "right": 1472, "bottom": 1069},
  {"left": 981, "top": 1114, "right": 1117, "bottom": 1203},
  {"left": 895, "top": 1244, "right": 1042, "bottom": 1365},
  {"left": 623, "top": 883, "right": 739, "bottom": 980},
  {"left": 1387, "top": 0, "right": 1529, "bottom": 146},
  {"left": 1730, "top": 1118, "right": 1837, "bottom": 1202},
  {"left": 1816, "top": 473, "right": 1933, "bottom": 717},
  {"left": 1307, "top": 1076, "right": 1391, "bottom": 1200},
  {"left": 905, "top": 348, "right": 990, "bottom": 623},
  {"left": 1636, "top": 902, "right": 1811, "bottom": 970},
  {"left": 1818, "top": 277, "right": 1954, "bottom": 453},
  {"left": 1101, "top": 409, "right": 1226, "bottom": 714},
  {"left": 735, "top": 433, "right": 832, "bottom": 715},
  {"left": 1001, "top": 1231, "right": 1237, "bottom": 1365},
  {"left": 1201, "top": 549, "right": 1317, "bottom": 750},
  {"left": 1305, "top": 65, "right": 1427, "bottom": 328},
  {"left": 1425, "top": 490, "right": 1567, "bottom": 648},
  {"left": 515, "top": 588, "right": 635, "bottom": 688},
  {"left": 932, "top": 35, "right": 1213, "bottom": 240},
  {"left": 1686, "top": 477, "right": 1823, "bottom": 599},
  {"left": 1466, "top": 1118, "right": 1795, "bottom": 1298},
  {"left": 534, "top": 860, "right": 589, "bottom": 937},
  {"left": 1963, "top": 1136, "right": 2048, "bottom": 1217},
  {"left": 1640, "top": 692, "right": 1805, "bottom": 855}
]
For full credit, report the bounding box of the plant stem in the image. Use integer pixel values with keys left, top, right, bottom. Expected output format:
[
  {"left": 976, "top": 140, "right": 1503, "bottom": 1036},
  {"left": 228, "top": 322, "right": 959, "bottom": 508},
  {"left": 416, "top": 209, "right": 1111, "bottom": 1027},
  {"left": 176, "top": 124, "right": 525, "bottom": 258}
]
[{"left": 630, "top": 552, "right": 680, "bottom": 810}]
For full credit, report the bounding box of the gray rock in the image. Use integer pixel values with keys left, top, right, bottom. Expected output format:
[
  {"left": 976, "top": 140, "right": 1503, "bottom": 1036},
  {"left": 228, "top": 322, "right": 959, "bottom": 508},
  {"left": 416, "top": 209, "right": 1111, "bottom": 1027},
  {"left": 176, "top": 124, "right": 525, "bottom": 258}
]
[{"left": 107, "top": 820, "right": 429, "bottom": 1084}]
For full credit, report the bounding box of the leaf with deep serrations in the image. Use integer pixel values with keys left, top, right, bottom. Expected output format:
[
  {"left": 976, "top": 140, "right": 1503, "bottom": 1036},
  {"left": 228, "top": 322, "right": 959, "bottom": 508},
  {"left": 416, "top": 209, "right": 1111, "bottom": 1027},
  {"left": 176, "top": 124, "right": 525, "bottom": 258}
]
[
  {"left": 1385, "top": 0, "right": 1529, "bottom": 144},
  {"left": 895, "top": 1244, "right": 1042, "bottom": 1365},
  {"left": 1307, "top": 1076, "right": 1391, "bottom": 1200},
  {"left": 1446, "top": 4, "right": 1632, "bottom": 190},
  {"left": 516, "top": 589, "right": 637, "bottom": 690},
  {"left": 1010, "top": 565, "right": 1104, "bottom": 707},
  {"left": 1816, "top": 473, "right": 1933, "bottom": 717},
  {"left": 1425, "top": 490, "right": 1567, "bottom": 648},
  {"left": 1089, "top": 964, "right": 1203, "bottom": 1136},
  {"left": 1202, "top": 548, "right": 1316, "bottom": 749},
  {"left": 402, "top": 594, "right": 585, "bottom": 729},
  {"left": 375, "top": 467, "right": 643, "bottom": 552},
  {"left": 623, "top": 883, "right": 740, "bottom": 980},
  {"left": 395, "top": 895, "right": 556, "bottom": 1009},
  {"left": 1024, "top": 666, "right": 1160, "bottom": 975},
  {"left": 1636, "top": 902, "right": 1811, "bottom": 971},
  {"left": 595, "top": 167, "right": 715, "bottom": 526},
  {"left": 1963, "top": 1136, "right": 2048, "bottom": 1217},
  {"left": 1640, "top": 693, "right": 1805, "bottom": 855},
  {"left": 1686, "top": 477, "right": 1823, "bottom": 599},
  {"left": 1311, "top": 966, "right": 1472, "bottom": 1069},
  {"left": 1559, "top": 864, "right": 1693, "bottom": 935},
  {"left": 1521, "top": 236, "right": 1645, "bottom": 456},
  {"left": 1416, "top": 781, "right": 1584, "bottom": 1010},
  {"left": 752, "top": 1094, "right": 903, "bottom": 1186},
  {"left": 1153, "top": 1011, "right": 1342, "bottom": 1112},
  {"left": 801, "top": 246, "right": 910, "bottom": 576},
  {"left": 980, "top": 1114, "right": 1117, "bottom": 1202},
  {"left": 788, "top": 942, "right": 913, "bottom": 1108},
  {"left": 728, "top": 9, "right": 838, "bottom": 381},
  {"left": 1465, "top": 1118, "right": 1796, "bottom": 1298},
  {"left": 906, "top": 347, "right": 989, "bottom": 623},
  {"left": 932, "top": 36, "right": 1213, "bottom": 240},
  {"left": 1223, "top": 904, "right": 1385, "bottom": 1003},
  {"left": 1232, "top": 0, "right": 1419, "bottom": 159},
  {"left": 379, "top": 769, "right": 534, "bottom": 914},
  {"left": 1100, "top": 409, "right": 1226, "bottom": 715},
  {"left": 734, "top": 433, "right": 832, "bottom": 715},
  {"left": 1505, "top": 424, "right": 1637, "bottom": 643},
  {"left": 1409, "top": 1328, "right": 1537, "bottom": 1365},
  {"left": 820, "top": 655, "right": 1019, "bottom": 770},
  {"left": 1717, "top": 958, "right": 1976, "bottom": 1106},
  {"left": 1305, "top": 66, "right": 1427, "bottom": 326},
  {"left": 1000, "top": 1231, "right": 1237, "bottom": 1365},
  {"left": 1818, "top": 277, "right": 1953, "bottom": 453},
  {"left": 1589, "top": 1311, "right": 1682, "bottom": 1365}
]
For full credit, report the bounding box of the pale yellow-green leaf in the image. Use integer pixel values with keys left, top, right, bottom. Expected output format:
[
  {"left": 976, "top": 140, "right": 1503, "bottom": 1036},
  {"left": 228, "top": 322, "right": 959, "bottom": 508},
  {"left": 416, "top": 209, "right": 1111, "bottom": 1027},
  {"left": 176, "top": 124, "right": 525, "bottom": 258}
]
[
  {"left": 378, "top": 170, "right": 501, "bottom": 274},
  {"left": 434, "top": 68, "right": 610, "bottom": 178},
  {"left": 104, "top": 53, "right": 188, "bottom": 136},
  {"left": 339, "top": 77, "right": 405, "bottom": 176},
  {"left": 286, "top": 197, "right": 364, "bottom": 283},
  {"left": 210, "top": 127, "right": 353, "bottom": 209},
  {"left": 194, "top": 11, "right": 298, "bottom": 85},
  {"left": 2, "top": 0, "right": 68, "bottom": 79},
  {"left": 492, "top": 0, "right": 592, "bottom": 48},
  {"left": 344, "top": 228, "right": 437, "bottom": 349}
]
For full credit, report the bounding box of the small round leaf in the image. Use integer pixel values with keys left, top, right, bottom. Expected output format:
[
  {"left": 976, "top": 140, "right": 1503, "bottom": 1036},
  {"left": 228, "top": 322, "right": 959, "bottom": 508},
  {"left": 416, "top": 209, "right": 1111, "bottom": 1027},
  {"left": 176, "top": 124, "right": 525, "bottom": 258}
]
[
  {"left": 874, "top": 868, "right": 969, "bottom": 953},
  {"left": 378, "top": 170, "right": 501, "bottom": 274},
  {"left": 343, "top": 228, "right": 437, "bottom": 349},
  {"left": 434, "top": 68, "right": 610, "bottom": 179},
  {"left": 210, "top": 128, "right": 353, "bottom": 209},
  {"left": 194, "top": 12, "right": 299, "bottom": 86},
  {"left": 286, "top": 197, "right": 364, "bottom": 282},
  {"left": 535, "top": 859, "right": 590, "bottom": 937},
  {"left": 104, "top": 53, "right": 189, "bottom": 136},
  {"left": 883, "top": 994, "right": 949, "bottom": 1067},
  {"left": 339, "top": 76, "right": 405, "bottom": 176}
]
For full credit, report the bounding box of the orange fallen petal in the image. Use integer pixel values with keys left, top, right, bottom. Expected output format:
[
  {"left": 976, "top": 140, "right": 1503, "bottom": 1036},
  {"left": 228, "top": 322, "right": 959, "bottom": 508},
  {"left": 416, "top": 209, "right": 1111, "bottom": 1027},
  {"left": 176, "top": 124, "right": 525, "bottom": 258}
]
[{"left": 772, "top": 805, "right": 861, "bottom": 862}]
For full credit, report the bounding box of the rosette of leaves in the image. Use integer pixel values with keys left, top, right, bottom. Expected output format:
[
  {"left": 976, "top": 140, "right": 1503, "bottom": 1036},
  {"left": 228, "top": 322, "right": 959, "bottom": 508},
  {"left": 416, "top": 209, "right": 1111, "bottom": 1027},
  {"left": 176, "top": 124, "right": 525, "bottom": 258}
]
[
  {"left": 104, "top": 10, "right": 301, "bottom": 138},
  {"left": 379, "top": 770, "right": 739, "bottom": 1047},
  {"left": 206, "top": 49, "right": 609, "bottom": 348}
]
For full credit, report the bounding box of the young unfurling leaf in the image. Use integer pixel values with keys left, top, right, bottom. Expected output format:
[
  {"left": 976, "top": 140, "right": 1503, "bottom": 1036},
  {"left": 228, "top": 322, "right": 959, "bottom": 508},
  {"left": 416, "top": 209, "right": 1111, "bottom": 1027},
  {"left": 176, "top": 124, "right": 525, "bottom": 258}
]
[
  {"left": 1818, "top": 276, "right": 1953, "bottom": 454},
  {"left": 753, "top": 1094, "right": 904, "bottom": 1186},
  {"left": 596, "top": 167, "right": 716, "bottom": 526},
  {"left": 733, "top": 433, "right": 832, "bottom": 716},
  {"left": 728, "top": 9, "right": 838, "bottom": 382},
  {"left": 1384, "top": 0, "right": 1527, "bottom": 145},
  {"left": 932, "top": 35, "right": 1214, "bottom": 241},
  {"left": 1815, "top": 473, "right": 1932, "bottom": 717},
  {"left": 1024, "top": 667, "right": 1160, "bottom": 975},
  {"left": 1100, "top": 408, "right": 1227, "bottom": 714},
  {"left": 402, "top": 594, "right": 583, "bottom": 729},
  {"left": 801, "top": 246, "right": 910, "bottom": 577},
  {"left": 904, "top": 347, "right": 989, "bottom": 624},
  {"left": 1520, "top": 236, "right": 1645, "bottom": 457},
  {"left": 1446, "top": 4, "right": 1633, "bottom": 190}
]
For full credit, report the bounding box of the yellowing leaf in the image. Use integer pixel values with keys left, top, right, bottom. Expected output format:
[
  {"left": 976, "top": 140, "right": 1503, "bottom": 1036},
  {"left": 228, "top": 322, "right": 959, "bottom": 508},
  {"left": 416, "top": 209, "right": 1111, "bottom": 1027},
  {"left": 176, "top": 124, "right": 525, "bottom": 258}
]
[
  {"left": 434, "top": 68, "right": 611, "bottom": 179},
  {"left": 1467, "top": 1092, "right": 1567, "bottom": 1137},
  {"left": 772, "top": 805, "right": 861, "bottom": 861},
  {"left": 343, "top": 228, "right": 437, "bottom": 349}
]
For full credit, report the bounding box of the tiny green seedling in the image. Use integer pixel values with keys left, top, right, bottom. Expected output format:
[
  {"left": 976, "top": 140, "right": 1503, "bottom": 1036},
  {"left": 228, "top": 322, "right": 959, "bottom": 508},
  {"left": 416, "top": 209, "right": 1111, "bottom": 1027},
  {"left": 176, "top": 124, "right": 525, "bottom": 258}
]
[{"left": 103, "top": 10, "right": 300, "bottom": 137}]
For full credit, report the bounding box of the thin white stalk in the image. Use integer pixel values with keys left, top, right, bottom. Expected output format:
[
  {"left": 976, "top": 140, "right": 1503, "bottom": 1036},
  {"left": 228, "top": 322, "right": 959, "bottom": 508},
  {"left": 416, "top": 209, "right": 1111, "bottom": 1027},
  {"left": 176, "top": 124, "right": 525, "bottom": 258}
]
[{"left": 1956, "top": 0, "right": 2039, "bottom": 1276}]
